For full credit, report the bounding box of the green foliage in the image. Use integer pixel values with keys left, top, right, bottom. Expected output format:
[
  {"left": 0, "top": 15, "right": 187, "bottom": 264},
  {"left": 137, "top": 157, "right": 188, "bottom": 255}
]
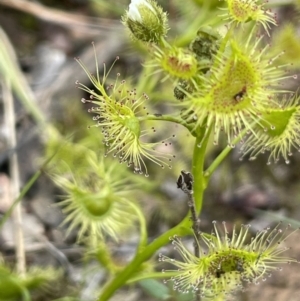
[
  {"left": 1, "top": 0, "right": 300, "bottom": 301},
  {"left": 0, "top": 265, "right": 61, "bottom": 301}
]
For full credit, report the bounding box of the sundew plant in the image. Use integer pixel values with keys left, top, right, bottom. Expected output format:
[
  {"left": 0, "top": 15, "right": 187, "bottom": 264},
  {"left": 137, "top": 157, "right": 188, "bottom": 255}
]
[{"left": 61, "top": 0, "right": 300, "bottom": 301}]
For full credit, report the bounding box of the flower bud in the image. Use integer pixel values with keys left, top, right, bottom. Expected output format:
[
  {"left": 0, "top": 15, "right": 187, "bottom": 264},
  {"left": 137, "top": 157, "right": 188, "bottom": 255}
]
[
  {"left": 122, "top": 0, "right": 168, "bottom": 43},
  {"left": 174, "top": 80, "right": 194, "bottom": 101},
  {"left": 152, "top": 46, "right": 198, "bottom": 81},
  {"left": 189, "top": 26, "right": 221, "bottom": 69}
]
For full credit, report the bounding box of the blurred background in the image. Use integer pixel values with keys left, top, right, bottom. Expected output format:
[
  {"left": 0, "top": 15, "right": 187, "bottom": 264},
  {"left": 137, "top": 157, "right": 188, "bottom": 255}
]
[{"left": 1, "top": 0, "right": 300, "bottom": 300}]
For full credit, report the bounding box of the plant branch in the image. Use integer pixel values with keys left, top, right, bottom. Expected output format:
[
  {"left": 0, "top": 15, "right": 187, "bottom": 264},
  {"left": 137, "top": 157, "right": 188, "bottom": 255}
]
[
  {"left": 97, "top": 216, "right": 191, "bottom": 301},
  {"left": 203, "top": 128, "right": 248, "bottom": 180},
  {"left": 192, "top": 127, "right": 211, "bottom": 213},
  {"left": 0, "top": 155, "right": 56, "bottom": 231},
  {"left": 128, "top": 202, "right": 148, "bottom": 251},
  {"left": 138, "top": 114, "right": 194, "bottom": 132},
  {"left": 0, "top": 0, "right": 121, "bottom": 33}
]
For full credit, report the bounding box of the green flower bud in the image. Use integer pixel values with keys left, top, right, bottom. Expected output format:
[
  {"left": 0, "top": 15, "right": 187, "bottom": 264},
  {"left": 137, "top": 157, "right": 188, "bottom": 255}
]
[
  {"left": 151, "top": 45, "right": 198, "bottom": 82},
  {"left": 174, "top": 80, "right": 193, "bottom": 101},
  {"left": 122, "top": 0, "right": 168, "bottom": 43},
  {"left": 189, "top": 26, "right": 221, "bottom": 72}
]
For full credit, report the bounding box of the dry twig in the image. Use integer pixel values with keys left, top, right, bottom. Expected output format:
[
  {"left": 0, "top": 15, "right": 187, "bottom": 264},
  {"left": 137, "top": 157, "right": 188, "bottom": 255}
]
[{"left": 0, "top": 0, "right": 122, "bottom": 35}]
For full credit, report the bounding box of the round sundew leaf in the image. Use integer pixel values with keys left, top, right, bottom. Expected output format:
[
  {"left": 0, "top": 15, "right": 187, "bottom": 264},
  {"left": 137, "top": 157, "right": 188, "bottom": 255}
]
[{"left": 160, "top": 222, "right": 298, "bottom": 299}]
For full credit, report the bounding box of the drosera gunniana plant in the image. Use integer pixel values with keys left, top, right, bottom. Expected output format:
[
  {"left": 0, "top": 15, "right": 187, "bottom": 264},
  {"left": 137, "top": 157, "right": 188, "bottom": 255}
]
[
  {"left": 159, "top": 221, "right": 299, "bottom": 300},
  {"left": 67, "top": 1, "right": 300, "bottom": 301}
]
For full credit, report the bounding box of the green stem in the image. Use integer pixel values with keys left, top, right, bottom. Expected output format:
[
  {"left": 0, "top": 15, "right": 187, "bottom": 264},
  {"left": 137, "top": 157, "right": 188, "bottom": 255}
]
[
  {"left": 192, "top": 127, "right": 211, "bottom": 213},
  {"left": 127, "top": 271, "right": 179, "bottom": 284},
  {"left": 128, "top": 202, "right": 148, "bottom": 251},
  {"left": 203, "top": 128, "right": 247, "bottom": 181},
  {"left": 138, "top": 114, "right": 194, "bottom": 132},
  {"left": 211, "top": 24, "right": 233, "bottom": 71},
  {"left": 203, "top": 145, "right": 232, "bottom": 180},
  {"left": 158, "top": 36, "right": 169, "bottom": 49},
  {"left": 0, "top": 155, "right": 55, "bottom": 230},
  {"left": 97, "top": 217, "right": 191, "bottom": 301}
]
